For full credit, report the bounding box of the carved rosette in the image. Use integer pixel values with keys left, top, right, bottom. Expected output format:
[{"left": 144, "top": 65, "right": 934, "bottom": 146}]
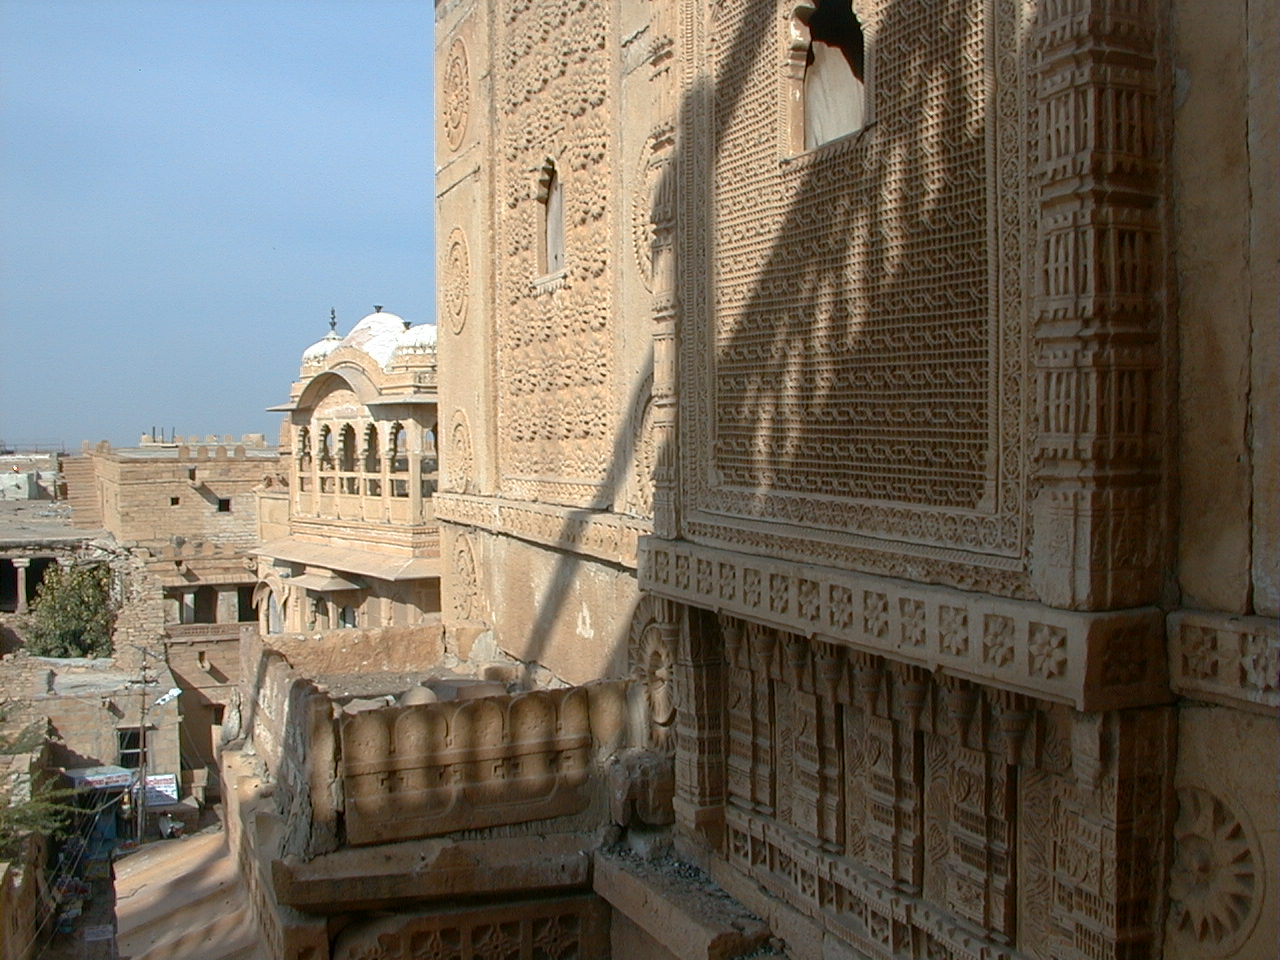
[
  {"left": 443, "top": 228, "right": 470, "bottom": 334},
  {"left": 1169, "top": 786, "right": 1263, "bottom": 956},
  {"left": 628, "top": 596, "right": 677, "bottom": 752},
  {"left": 447, "top": 409, "right": 474, "bottom": 494},
  {"left": 441, "top": 39, "right": 470, "bottom": 152},
  {"left": 451, "top": 532, "right": 480, "bottom": 623}
]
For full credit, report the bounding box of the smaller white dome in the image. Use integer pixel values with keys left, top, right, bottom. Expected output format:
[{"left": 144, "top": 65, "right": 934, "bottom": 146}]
[
  {"left": 395, "top": 323, "right": 437, "bottom": 351},
  {"left": 302, "top": 329, "right": 341, "bottom": 364}
]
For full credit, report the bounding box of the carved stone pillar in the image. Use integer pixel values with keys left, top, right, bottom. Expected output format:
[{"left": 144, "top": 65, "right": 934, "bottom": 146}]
[
  {"left": 673, "top": 605, "right": 725, "bottom": 847},
  {"left": 1028, "top": 706, "right": 1176, "bottom": 960},
  {"left": 11, "top": 558, "right": 30, "bottom": 614},
  {"left": 1029, "top": 0, "right": 1169, "bottom": 610}
]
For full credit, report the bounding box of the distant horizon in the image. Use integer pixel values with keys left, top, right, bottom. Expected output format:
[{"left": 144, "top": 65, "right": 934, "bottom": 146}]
[{"left": 1, "top": 1, "right": 436, "bottom": 449}]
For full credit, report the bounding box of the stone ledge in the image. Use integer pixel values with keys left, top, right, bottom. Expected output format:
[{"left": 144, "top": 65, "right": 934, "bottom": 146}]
[
  {"left": 436, "top": 491, "right": 650, "bottom": 568},
  {"left": 1168, "top": 609, "right": 1279, "bottom": 715},
  {"left": 641, "top": 538, "right": 1171, "bottom": 711},
  {"left": 272, "top": 832, "right": 593, "bottom": 912},
  {"left": 593, "top": 851, "right": 771, "bottom": 960}
]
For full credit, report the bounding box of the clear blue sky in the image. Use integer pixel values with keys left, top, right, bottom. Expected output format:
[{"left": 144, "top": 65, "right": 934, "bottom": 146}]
[{"left": 0, "top": 0, "right": 435, "bottom": 449}]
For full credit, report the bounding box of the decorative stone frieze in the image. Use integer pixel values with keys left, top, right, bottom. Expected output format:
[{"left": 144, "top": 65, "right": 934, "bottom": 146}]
[
  {"left": 331, "top": 894, "right": 609, "bottom": 960},
  {"left": 1168, "top": 610, "right": 1279, "bottom": 715},
  {"left": 712, "top": 616, "right": 1176, "bottom": 960},
  {"left": 642, "top": 538, "right": 1169, "bottom": 711}
]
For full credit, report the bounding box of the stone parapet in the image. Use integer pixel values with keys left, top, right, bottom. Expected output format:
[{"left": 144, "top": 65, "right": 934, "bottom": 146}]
[
  {"left": 641, "top": 538, "right": 1169, "bottom": 712},
  {"left": 341, "top": 681, "right": 627, "bottom": 845}
]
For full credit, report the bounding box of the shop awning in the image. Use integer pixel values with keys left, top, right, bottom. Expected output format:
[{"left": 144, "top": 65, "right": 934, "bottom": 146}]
[{"left": 65, "top": 765, "right": 136, "bottom": 790}]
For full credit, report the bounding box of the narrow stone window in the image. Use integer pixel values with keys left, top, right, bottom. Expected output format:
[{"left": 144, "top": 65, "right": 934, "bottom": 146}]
[
  {"left": 537, "top": 159, "right": 565, "bottom": 276},
  {"left": 170, "top": 496, "right": 180, "bottom": 507},
  {"left": 117, "top": 728, "right": 145, "bottom": 769},
  {"left": 790, "top": 1, "right": 867, "bottom": 151},
  {"left": 217, "top": 498, "right": 231, "bottom": 512}
]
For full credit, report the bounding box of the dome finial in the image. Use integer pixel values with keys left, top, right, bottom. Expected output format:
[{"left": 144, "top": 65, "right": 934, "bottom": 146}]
[{"left": 329, "top": 308, "right": 337, "bottom": 333}]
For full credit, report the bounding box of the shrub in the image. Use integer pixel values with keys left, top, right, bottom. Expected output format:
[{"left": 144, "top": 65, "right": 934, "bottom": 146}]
[{"left": 24, "top": 564, "right": 116, "bottom": 658}]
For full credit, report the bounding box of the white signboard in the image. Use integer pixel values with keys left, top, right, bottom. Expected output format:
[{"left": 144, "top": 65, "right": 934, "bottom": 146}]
[{"left": 143, "top": 773, "right": 179, "bottom": 806}]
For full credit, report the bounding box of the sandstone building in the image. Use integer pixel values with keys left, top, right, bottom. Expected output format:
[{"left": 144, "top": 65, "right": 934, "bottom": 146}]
[
  {"left": 219, "top": 1, "right": 1276, "bottom": 959},
  {"left": 252, "top": 307, "right": 443, "bottom": 634}
]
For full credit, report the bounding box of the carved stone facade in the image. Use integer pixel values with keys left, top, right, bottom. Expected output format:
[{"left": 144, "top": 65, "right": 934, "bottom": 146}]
[{"left": 429, "top": 1, "right": 1277, "bottom": 959}]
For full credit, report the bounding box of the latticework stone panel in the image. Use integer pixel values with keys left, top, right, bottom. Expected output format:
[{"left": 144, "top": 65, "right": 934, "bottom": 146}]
[
  {"left": 678, "top": 0, "right": 1033, "bottom": 585},
  {"left": 332, "top": 895, "right": 610, "bottom": 960}
]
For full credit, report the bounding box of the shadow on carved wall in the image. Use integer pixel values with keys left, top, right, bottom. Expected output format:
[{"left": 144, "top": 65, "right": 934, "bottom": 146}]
[{"left": 504, "top": 0, "right": 992, "bottom": 677}]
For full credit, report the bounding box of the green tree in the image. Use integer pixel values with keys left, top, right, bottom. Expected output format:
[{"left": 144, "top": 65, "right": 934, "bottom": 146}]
[
  {"left": 0, "top": 722, "right": 77, "bottom": 858},
  {"left": 24, "top": 564, "right": 116, "bottom": 658}
]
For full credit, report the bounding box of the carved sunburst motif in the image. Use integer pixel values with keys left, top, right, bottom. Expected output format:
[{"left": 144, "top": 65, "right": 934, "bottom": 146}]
[{"left": 1169, "top": 786, "right": 1262, "bottom": 955}]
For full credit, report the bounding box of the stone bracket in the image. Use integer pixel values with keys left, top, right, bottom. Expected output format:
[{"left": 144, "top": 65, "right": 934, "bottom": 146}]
[{"left": 593, "top": 851, "right": 771, "bottom": 960}]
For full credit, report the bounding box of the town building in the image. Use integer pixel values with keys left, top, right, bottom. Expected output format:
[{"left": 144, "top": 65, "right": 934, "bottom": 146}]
[{"left": 61, "top": 434, "right": 277, "bottom": 793}]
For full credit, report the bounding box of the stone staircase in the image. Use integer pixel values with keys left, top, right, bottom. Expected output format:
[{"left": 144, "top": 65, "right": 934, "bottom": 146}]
[
  {"left": 59, "top": 455, "right": 102, "bottom": 527},
  {"left": 114, "top": 830, "right": 264, "bottom": 960}
]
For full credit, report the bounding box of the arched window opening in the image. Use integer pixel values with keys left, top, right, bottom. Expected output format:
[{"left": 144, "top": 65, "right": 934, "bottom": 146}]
[
  {"left": 421, "top": 425, "right": 438, "bottom": 498},
  {"left": 799, "top": 1, "right": 865, "bottom": 150},
  {"left": 389, "top": 423, "right": 409, "bottom": 498},
  {"left": 297, "top": 426, "right": 312, "bottom": 492},
  {"left": 267, "top": 591, "right": 283, "bottom": 635},
  {"left": 537, "top": 160, "right": 565, "bottom": 276},
  {"left": 363, "top": 424, "right": 382, "bottom": 496},
  {"left": 339, "top": 424, "right": 358, "bottom": 493},
  {"left": 318, "top": 425, "right": 336, "bottom": 493}
]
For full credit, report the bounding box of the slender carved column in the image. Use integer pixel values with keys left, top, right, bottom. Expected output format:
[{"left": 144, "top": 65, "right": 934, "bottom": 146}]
[
  {"left": 648, "top": 1, "right": 680, "bottom": 541},
  {"left": 1029, "top": 0, "right": 1168, "bottom": 609},
  {"left": 1047, "top": 707, "right": 1175, "bottom": 960}
]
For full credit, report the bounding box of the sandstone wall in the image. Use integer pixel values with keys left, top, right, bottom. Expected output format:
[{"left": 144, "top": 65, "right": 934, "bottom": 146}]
[
  {"left": 1172, "top": 0, "right": 1279, "bottom": 618},
  {"left": 447, "top": 526, "right": 637, "bottom": 685}
]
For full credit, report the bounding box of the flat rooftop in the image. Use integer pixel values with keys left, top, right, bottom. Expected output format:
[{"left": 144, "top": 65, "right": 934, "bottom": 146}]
[
  {"left": 0, "top": 500, "right": 101, "bottom": 547},
  {"left": 107, "top": 446, "right": 279, "bottom": 460}
]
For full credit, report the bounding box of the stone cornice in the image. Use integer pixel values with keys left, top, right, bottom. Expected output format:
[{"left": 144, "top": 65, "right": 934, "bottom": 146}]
[{"left": 640, "top": 537, "right": 1170, "bottom": 712}]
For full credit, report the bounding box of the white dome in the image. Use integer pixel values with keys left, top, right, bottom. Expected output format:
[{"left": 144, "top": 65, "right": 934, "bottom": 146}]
[
  {"left": 394, "top": 323, "right": 437, "bottom": 352},
  {"left": 301, "top": 330, "right": 341, "bottom": 364},
  {"left": 346, "top": 310, "right": 405, "bottom": 345}
]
